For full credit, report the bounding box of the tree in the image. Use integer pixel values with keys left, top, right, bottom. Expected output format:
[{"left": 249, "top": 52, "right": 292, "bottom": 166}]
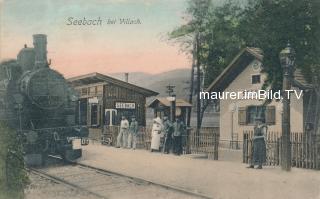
[
  {"left": 169, "top": 0, "right": 245, "bottom": 127},
  {"left": 239, "top": 0, "right": 320, "bottom": 91}
]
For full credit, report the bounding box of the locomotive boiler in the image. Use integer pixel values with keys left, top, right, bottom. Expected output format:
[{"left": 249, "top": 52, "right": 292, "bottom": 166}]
[{"left": 0, "top": 34, "right": 88, "bottom": 166}]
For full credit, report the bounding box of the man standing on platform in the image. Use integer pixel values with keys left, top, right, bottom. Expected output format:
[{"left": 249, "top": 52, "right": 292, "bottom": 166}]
[
  {"left": 173, "top": 117, "right": 185, "bottom": 155},
  {"left": 162, "top": 116, "right": 173, "bottom": 154},
  {"left": 116, "top": 116, "right": 129, "bottom": 148},
  {"left": 128, "top": 115, "right": 139, "bottom": 149}
]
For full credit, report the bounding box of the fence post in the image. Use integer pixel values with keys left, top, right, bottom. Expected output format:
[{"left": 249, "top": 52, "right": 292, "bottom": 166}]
[
  {"left": 186, "top": 128, "right": 191, "bottom": 154},
  {"left": 243, "top": 132, "right": 247, "bottom": 163},
  {"left": 213, "top": 131, "right": 219, "bottom": 160},
  {"left": 316, "top": 134, "right": 320, "bottom": 169}
]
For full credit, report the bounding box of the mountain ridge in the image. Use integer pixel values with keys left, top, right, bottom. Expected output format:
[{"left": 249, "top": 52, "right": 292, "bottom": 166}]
[{"left": 108, "top": 68, "right": 191, "bottom": 98}]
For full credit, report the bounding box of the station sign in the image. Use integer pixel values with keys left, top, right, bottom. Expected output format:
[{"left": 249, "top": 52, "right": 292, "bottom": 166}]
[
  {"left": 115, "top": 102, "right": 136, "bottom": 109},
  {"left": 88, "top": 97, "right": 99, "bottom": 104}
]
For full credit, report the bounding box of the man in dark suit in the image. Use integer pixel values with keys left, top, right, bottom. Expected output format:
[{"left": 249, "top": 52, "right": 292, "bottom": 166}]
[{"left": 172, "top": 117, "right": 185, "bottom": 155}]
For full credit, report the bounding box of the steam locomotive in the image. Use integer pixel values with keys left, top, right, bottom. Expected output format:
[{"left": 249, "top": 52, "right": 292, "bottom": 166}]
[{"left": 0, "top": 34, "right": 88, "bottom": 166}]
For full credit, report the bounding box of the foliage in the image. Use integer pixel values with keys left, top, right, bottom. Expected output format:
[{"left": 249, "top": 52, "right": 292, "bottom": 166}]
[
  {"left": 170, "top": 0, "right": 320, "bottom": 91},
  {"left": 169, "top": 0, "right": 245, "bottom": 87},
  {"left": 239, "top": 0, "right": 320, "bottom": 91},
  {"left": 0, "top": 121, "right": 29, "bottom": 199}
]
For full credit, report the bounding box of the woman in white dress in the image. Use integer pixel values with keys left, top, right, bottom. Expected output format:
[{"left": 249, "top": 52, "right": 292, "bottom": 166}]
[{"left": 150, "top": 117, "right": 163, "bottom": 152}]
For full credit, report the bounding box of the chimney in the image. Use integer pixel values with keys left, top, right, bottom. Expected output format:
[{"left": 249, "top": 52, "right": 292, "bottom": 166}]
[
  {"left": 33, "top": 34, "right": 48, "bottom": 68},
  {"left": 124, "top": 73, "right": 129, "bottom": 83}
]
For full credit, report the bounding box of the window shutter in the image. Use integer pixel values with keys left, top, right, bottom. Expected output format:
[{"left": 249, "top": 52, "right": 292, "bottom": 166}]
[
  {"left": 238, "top": 107, "right": 247, "bottom": 125},
  {"left": 97, "top": 105, "right": 101, "bottom": 126},
  {"left": 265, "top": 106, "right": 276, "bottom": 125},
  {"left": 87, "top": 104, "right": 91, "bottom": 126}
]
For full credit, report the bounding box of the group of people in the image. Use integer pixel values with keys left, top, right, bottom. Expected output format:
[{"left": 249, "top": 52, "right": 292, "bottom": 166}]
[
  {"left": 151, "top": 116, "right": 186, "bottom": 155},
  {"left": 115, "top": 114, "right": 267, "bottom": 168},
  {"left": 116, "top": 115, "right": 139, "bottom": 149},
  {"left": 115, "top": 114, "right": 186, "bottom": 155}
]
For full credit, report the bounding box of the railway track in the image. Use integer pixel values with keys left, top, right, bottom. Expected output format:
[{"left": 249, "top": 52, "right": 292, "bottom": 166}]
[{"left": 27, "top": 156, "right": 212, "bottom": 199}]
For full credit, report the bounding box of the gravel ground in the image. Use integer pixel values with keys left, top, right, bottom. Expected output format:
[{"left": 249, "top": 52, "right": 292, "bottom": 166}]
[
  {"left": 25, "top": 172, "right": 98, "bottom": 199},
  {"left": 25, "top": 164, "right": 201, "bottom": 199},
  {"left": 79, "top": 143, "right": 320, "bottom": 199}
]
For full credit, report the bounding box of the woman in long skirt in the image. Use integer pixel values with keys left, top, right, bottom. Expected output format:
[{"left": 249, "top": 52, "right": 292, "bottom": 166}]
[
  {"left": 150, "top": 117, "right": 163, "bottom": 152},
  {"left": 248, "top": 117, "right": 267, "bottom": 169}
]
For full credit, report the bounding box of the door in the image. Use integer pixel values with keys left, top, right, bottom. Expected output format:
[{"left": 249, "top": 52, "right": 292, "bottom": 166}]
[{"left": 105, "top": 109, "right": 117, "bottom": 126}]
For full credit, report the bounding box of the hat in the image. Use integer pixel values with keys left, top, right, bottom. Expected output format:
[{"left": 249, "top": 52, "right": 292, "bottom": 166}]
[{"left": 153, "top": 117, "right": 162, "bottom": 124}]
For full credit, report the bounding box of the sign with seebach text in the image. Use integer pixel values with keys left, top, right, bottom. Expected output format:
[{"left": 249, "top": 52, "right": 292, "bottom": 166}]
[{"left": 115, "top": 102, "right": 135, "bottom": 109}]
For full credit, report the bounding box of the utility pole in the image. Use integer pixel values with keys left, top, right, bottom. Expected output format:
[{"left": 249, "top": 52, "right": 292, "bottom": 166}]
[
  {"left": 196, "top": 32, "right": 201, "bottom": 133},
  {"left": 187, "top": 36, "right": 196, "bottom": 127},
  {"left": 279, "top": 42, "right": 295, "bottom": 171},
  {"left": 166, "top": 84, "right": 175, "bottom": 96},
  {"left": 166, "top": 85, "right": 176, "bottom": 122}
]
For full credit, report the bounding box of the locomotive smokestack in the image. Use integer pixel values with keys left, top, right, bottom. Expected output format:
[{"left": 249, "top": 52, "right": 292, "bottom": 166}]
[
  {"left": 33, "top": 34, "right": 48, "bottom": 68},
  {"left": 124, "top": 73, "right": 129, "bottom": 83}
]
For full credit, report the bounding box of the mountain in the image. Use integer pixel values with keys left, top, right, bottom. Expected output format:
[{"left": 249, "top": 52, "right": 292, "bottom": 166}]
[{"left": 108, "top": 68, "right": 191, "bottom": 99}]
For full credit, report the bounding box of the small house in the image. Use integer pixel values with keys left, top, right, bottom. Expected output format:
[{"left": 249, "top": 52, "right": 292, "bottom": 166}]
[{"left": 206, "top": 47, "right": 313, "bottom": 144}]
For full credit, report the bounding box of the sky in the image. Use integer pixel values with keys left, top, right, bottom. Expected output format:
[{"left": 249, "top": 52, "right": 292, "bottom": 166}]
[{"left": 0, "top": 0, "right": 190, "bottom": 77}]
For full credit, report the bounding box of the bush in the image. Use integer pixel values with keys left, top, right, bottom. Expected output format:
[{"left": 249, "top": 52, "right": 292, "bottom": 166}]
[{"left": 0, "top": 121, "right": 29, "bottom": 199}]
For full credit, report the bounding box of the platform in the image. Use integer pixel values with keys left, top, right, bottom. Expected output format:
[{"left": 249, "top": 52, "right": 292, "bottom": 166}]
[{"left": 78, "top": 143, "right": 320, "bottom": 199}]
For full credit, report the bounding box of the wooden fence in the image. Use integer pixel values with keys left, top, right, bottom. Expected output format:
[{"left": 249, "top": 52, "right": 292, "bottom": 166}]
[
  {"left": 100, "top": 126, "right": 219, "bottom": 159},
  {"left": 188, "top": 127, "right": 219, "bottom": 159},
  {"left": 243, "top": 131, "right": 320, "bottom": 170}
]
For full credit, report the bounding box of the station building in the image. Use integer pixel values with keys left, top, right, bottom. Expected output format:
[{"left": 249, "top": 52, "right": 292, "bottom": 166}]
[{"left": 68, "top": 72, "right": 158, "bottom": 127}]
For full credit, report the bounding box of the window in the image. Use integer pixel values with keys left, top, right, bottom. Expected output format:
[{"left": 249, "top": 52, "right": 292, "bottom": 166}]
[
  {"left": 91, "top": 104, "right": 98, "bottom": 126},
  {"left": 251, "top": 75, "right": 261, "bottom": 84},
  {"left": 81, "top": 88, "right": 88, "bottom": 96},
  {"left": 97, "top": 85, "right": 103, "bottom": 95},
  {"left": 247, "top": 106, "right": 266, "bottom": 124},
  {"left": 89, "top": 87, "right": 96, "bottom": 95},
  {"left": 107, "top": 86, "right": 116, "bottom": 98},
  {"left": 238, "top": 106, "right": 275, "bottom": 125}
]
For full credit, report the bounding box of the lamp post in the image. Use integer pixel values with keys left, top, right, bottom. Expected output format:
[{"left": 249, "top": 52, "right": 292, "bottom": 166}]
[{"left": 279, "top": 42, "right": 295, "bottom": 171}]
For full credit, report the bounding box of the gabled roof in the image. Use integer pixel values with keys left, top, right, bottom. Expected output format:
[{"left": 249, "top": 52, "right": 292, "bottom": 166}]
[
  {"left": 148, "top": 97, "right": 192, "bottom": 108},
  {"left": 206, "top": 47, "right": 312, "bottom": 92},
  {"left": 68, "top": 72, "right": 158, "bottom": 97}
]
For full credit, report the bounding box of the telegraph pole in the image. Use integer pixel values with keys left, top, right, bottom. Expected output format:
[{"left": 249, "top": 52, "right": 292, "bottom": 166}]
[
  {"left": 166, "top": 85, "right": 176, "bottom": 122},
  {"left": 196, "top": 32, "right": 201, "bottom": 132},
  {"left": 166, "top": 84, "right": 175, "bottom": 96},
  {"left": 280, "top": 42, "right": 295, "bottom": 171},
  {"left": 187, "top": 36, "right": 196, "bottom": 127}
]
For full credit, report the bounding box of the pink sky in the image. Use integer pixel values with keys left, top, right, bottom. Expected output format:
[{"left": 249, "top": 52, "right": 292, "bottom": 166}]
[{"left": 0, "top": 0, "right": 191, "bottom": 78}]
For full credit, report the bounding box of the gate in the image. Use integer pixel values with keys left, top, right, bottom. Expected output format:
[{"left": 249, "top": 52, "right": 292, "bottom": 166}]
[{"left": 188, "top": 127, "right": 220, "bottom": 160}]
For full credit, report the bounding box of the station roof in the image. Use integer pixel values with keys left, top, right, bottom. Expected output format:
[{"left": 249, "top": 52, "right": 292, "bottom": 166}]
[
  {"left": 206, "top": 47, "right": 312, "bottom": 92},
  {"left": 148, "top": 97, "right": 192, "bottom": 108},
  {"left": 68, "top": 72, "right": 158, "bottom": 97}
]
